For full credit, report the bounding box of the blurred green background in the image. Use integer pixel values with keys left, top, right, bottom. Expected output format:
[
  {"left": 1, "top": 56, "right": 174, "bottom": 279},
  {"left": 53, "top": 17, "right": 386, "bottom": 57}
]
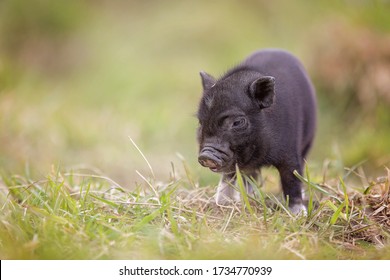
[{"left": 1, "top": 0, "right": 390, "bottom": 186}]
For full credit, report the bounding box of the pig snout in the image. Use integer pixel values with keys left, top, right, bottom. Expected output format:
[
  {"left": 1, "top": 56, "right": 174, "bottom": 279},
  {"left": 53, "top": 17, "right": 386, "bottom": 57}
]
[
  {"left": 198, "top": 153, "right": 221, "bottom": 169},
  {"left": 198, "top": 147, "right": 229, "bottom": 172}
]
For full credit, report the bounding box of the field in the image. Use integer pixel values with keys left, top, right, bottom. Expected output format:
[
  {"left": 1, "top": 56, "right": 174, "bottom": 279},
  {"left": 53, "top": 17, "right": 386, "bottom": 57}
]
[{"left": 1, "top": 0, "right": 390, "bottom": 259}]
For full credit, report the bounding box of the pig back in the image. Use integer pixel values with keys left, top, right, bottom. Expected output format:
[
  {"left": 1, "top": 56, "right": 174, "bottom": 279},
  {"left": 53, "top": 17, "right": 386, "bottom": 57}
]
[{"left": 243, "top": 49, "right": 316, "bottom": 159}]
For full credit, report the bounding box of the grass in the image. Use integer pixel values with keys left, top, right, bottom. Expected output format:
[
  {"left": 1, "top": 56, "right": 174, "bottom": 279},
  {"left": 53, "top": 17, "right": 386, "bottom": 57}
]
[{"left": 1, "top": 161, "right": 389, "bottom": 260}]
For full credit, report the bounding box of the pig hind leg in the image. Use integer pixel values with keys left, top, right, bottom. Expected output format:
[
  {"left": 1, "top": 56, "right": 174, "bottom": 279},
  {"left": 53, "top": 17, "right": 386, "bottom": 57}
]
[{"left": 277, "top": 162, "right": 307, "bottom": 215}]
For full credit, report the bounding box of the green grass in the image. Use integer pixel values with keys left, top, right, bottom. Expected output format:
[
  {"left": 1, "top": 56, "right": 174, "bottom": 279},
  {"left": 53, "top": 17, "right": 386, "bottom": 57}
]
[{"left": 1, "top": 163, "right": 389, "bottom": 260}]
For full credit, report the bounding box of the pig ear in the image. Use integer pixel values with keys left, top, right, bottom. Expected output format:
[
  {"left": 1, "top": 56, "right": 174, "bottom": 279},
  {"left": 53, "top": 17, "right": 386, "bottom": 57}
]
[
  {"left": 200, "top": 71, "right": 216, "bottom": 90},
  {"left": 249, "top": 76, "right": 275, "bottom": 109}
]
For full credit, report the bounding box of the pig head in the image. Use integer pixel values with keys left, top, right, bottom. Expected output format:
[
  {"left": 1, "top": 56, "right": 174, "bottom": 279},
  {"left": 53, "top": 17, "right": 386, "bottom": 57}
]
[{"left": 197, "top": 72, "right": 274, "bottom": 173}]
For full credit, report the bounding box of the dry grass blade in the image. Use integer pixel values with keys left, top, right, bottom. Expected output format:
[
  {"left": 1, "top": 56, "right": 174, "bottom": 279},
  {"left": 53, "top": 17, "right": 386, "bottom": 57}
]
[
  {"left": 136, "top": 170, "right": 161, "bottom": 205},
  {"left": 129, "top": 136, "right": 155, "bottom": 179},
  {"left": 63, "top": 173, "right": 124, "bottom": 191}
]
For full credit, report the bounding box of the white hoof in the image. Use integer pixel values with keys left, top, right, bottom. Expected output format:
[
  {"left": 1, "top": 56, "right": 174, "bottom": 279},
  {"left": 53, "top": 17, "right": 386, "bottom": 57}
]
[{"left": 289, "top": 203, "right": 307, "bottom": 216}]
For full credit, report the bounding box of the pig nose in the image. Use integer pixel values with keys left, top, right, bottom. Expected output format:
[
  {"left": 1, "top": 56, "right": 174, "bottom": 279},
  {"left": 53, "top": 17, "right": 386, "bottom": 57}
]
[
  {"left": 198, "top": 156, "right": 218, "bottom": 169},
  {"left": 198, "top": 149, "right": 222, "bottom": 169}
]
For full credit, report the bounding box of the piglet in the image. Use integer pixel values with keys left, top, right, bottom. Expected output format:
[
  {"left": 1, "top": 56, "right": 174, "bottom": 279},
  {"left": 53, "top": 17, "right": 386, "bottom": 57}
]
[{"left": 196, "top": 49, "right": 316, "bottom": 215}]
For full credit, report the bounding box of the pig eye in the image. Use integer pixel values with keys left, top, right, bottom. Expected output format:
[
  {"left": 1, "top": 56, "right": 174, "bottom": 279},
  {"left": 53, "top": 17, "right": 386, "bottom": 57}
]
[{"left": 231, "top": 117, "right": 247, "bottom": 129}]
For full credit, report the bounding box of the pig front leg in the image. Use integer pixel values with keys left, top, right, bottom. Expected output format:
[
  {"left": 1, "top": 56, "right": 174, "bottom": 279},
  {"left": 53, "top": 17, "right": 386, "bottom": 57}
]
[
  {"left": 215, "top": 173, "right": 240, "bottom": 205},
  {"left": 215, "top": 171, "right": 257, "bottom": 205}
]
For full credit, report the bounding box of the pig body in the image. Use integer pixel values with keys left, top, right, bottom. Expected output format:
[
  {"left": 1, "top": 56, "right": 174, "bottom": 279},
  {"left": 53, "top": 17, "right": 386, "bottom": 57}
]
[{"left": 196, "top": 49, "right": 316, "bottom": 214}]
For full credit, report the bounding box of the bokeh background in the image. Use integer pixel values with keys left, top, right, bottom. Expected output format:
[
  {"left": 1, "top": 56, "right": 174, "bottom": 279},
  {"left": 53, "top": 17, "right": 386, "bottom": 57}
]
[{"left": 1, "top": 0, "right": 390, "bottom": 187}]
